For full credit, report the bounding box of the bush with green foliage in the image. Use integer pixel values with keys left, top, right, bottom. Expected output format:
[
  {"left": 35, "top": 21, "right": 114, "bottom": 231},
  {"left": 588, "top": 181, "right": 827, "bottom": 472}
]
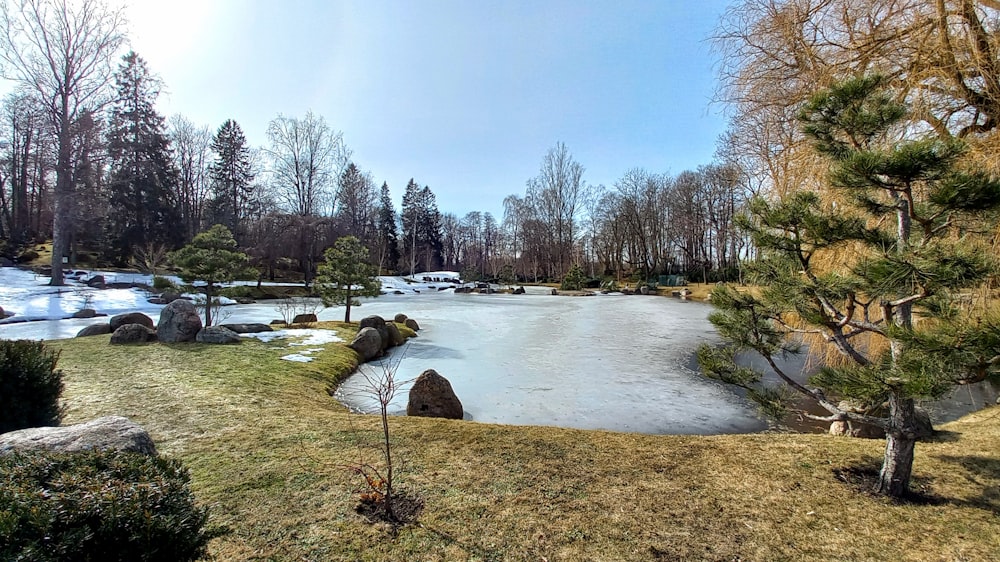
[
  {"left": 560, "top": 264, "right": 587, "bottom": 290},
  {"left": 151, "top": 275, "right": 177, "bottom": 291},
  {"left": 0, "top": 340, "right": 63, "bottom": 433},
  {"left": 0, "top": 450, "right": 216, "bottom": 562}
]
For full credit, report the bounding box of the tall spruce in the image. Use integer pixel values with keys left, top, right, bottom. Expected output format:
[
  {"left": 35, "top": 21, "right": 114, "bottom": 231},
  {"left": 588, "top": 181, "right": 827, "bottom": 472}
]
[
  {"left": 209, "top": 119, "right": 255, "bottom": 240},
  {"left": 400, "top": 180, "right": 443, "bottom": 275},
  {"left": 375, "top": 182, "right": 400, "bottom": 273},
  {"left": 105, "top": 51, "right": 180, "bottom": 265},
  {"left": 698, "top": 75, "right": 1000, "bottom": 497}
]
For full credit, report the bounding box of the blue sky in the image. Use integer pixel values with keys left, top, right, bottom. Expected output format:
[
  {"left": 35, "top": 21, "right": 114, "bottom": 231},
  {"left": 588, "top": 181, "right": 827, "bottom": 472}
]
[{"left": 128, "top": 0, "right": 732, "bottom": 217}]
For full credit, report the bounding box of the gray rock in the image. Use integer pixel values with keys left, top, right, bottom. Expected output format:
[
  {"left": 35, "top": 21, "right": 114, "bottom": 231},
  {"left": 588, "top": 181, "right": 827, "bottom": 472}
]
[
  {"left": 639, "top": 285, "right": 650, "bottom": 295},
  {"left": 292, "top": 313, "right": 318, "bottom": 324},
  {"left": 404, "top": 318, "right": 420, "bottom": 331},
  {"left": 157, "top": 299, "right": 202, "bottom": 343},
  {"left": 350, "top": 327, "right": 383, "bottom": 361},
  {"left": 385, "top": 322, "right": 405, "bottom": 347},
  {"left": 85, "top": 274, "right": 105, "bottom": 288},
  {"left": 393, "top": 313, "right": 408, "bottom": 323},
  {"left": 220, "top": 323, "right": 273, "bottom": 334},
  {"left": 76, "top": 324, "right": 111, "bottom": 338},
  {"left": 72, "top": 308, "right": 97, "bottom": 318},
  {"left": 406, "top": 369, "right": 463, "bottom": 419},
  {"left": 359, "top": 315, "right": 390, "bottom": 351},
  {"left": 110, "top": 311, "right": 154, "bottom": 331},
  {"left": 110, "top": 324, "right": 156, "bottom": 344},
  {"left": 196, "top": 326, "right": 242, "bottom": 344},
  {"left": 0, "top": 416, "right": 157, "bottom": 455},
  {"left": 513, "top": 286, "right": 525, "bottom": 294}
]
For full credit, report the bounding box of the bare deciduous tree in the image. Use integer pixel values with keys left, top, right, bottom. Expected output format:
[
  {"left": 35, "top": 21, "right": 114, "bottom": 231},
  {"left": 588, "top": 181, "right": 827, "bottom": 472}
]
[{"left": 0, "top": 0, "right": 126, "bottom": 284}]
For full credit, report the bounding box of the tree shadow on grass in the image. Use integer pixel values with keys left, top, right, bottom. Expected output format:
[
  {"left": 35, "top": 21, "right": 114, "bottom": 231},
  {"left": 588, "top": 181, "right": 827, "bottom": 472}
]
[
  {"left": 831, "top": 456, "right": 944, "bottom": 505},
  {"left": 932, "top": 454, "right": 1000, "bottom": 515},
  {"left": 832, "top": 454, "right": 1000, "bottom": 514}
]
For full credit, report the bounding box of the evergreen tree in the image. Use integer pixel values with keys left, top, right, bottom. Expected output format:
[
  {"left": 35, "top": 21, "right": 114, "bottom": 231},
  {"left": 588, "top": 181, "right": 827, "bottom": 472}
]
[
  {"left": 698, "top": 75, "right": 1000, "bottom": 497},
  {"left": 315, "top": 235, "right": 380, "bottom": 323},
  {"left": 105, "top": 51, "right": 180, "bottom": 264},
  {"left": 209, "top": 119, "right": 255, "bottom": 240},
  {"left": 375, "top": 182, "right": 400, "bottom": 273},
  {"left": 417, "top": 185, "right": 444, "bottom": 272},
  {"left": 169, "top": 224, "right": 253, "bottom": 327},
  {"left": 400, "top": 180, "right": 444, "bottom": 275},
  {"left": 400, "top": 179, "right": 422, "bottom": 276}
]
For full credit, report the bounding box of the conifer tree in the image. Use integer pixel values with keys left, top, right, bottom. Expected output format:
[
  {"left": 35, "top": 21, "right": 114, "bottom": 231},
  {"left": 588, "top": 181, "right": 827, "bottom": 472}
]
[
  {"left": 105, "top": 51, "right": 180, "bottom": 264},
  {"left": 375, "top": 182, "right": 400, "bottom": 273},
  {"left": 699, "top": 75, "right": 1000, "bottom": 497},
  {"left": 316, "top": 235, "right": 380, "bottom": 323},
  {"left": 169, "top": 224, "right": 253, "bottom": 327},
  {"left": 209, "top": 119, "right": 255, "bottom": 240}
]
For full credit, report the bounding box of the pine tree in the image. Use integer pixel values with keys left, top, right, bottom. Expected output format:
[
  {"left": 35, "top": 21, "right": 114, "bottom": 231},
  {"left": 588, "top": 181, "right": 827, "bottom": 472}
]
[
  {"left": 698, "top": 75, "right": 1000, "bottom": 497},
  {"left": 417, "top": 185, "right": 444, "bottom": 272},
  {"left": 315, "top": 235, "right": 380, "bottom": 323},
  {"left": 400, "top": 179, "right": 421, "bottom": 276},
  {"left": 105, "top": 51, "right": 180, "bottom": 264},
  {"left": 375, "top": 182, "right": 400, "bottom": 273},
  {"left": 169, "top": 224, "right": 253, "bottom": 327},
  {"left": 400, "top": 180, "right": 444, "bottom": 275},
  {"left": 209, "top": 119, "right": 255, "bottom": 240}
]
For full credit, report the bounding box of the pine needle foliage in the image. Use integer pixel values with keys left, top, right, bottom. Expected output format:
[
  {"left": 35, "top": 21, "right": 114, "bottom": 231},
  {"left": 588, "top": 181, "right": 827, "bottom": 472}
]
[
  {"left": 699, "top": 74, "right": 1000, "bottom": 497},
  {"left": 315, "top": 235, "right": 380, "bottom": 323},
  {"left": 169, "top": 224, "right": 254, "bottom": 326}
]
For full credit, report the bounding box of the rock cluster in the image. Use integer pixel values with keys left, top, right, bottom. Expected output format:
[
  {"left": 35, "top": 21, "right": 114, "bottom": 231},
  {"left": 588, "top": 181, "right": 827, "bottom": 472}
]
[{"left": 349, "top": 314, "right": 418, "bottom": 361}]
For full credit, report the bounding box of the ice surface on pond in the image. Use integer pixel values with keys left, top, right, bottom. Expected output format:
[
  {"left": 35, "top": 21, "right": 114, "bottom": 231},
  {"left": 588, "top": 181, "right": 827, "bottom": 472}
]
[{"left": 333, "top": 290, "right": 769, "bottom": 435}]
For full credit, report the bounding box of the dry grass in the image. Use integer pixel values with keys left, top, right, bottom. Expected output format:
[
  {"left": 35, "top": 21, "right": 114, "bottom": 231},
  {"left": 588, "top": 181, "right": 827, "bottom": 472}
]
[{"left": 46, "top": 334, "right": 1000, "bottom": 562}]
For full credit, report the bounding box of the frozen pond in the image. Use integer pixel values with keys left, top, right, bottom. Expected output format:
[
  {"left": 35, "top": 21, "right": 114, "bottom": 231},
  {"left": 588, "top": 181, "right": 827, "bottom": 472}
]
[{"left": 334, "top": 290, "right": 768, "bottom": 434}]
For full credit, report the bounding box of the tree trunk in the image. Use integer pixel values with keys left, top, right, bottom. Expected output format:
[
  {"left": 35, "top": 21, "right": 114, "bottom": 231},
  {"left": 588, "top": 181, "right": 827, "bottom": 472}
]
[
  {"left": 204, "top": 283, "right": 214, "bottom": 327},
  {"left": 876, "top": 390, "right": 917, "bottom": 497},
  {"left": 51, "top": 109, "right": 74, "bottom": 286}
]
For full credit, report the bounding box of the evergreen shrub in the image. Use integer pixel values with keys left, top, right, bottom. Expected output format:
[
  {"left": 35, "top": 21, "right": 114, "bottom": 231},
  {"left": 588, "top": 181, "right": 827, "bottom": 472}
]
[
  {"left": 0, "top": 340, "right": 63, "bottom": 433},
  {"left": 0, "top": 450, "right": 216, "bottom": 562}
]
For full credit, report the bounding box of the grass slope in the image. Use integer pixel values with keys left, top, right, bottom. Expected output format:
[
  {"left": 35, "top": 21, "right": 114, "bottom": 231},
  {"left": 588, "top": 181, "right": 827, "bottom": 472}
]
[{"left": 48, "top": 330, "right": 1000, "bottom": 562}]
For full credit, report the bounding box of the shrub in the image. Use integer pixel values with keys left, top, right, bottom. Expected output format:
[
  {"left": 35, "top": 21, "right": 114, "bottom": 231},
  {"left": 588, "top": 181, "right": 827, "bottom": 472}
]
[
  {"left": 219, "top": 285, "right": 252, "bottom": 299},
  {"left": 0, "top": 340, "right": 63, "bottom": 433},
  {"left": 0, "top": 450, "right": 217, "bottom": 562},
  {"left": 151, "top": 275, "right": 177, "bottom": 291},
  {"left": 560, "top": 264, "right": 587, "bottom": 291}
]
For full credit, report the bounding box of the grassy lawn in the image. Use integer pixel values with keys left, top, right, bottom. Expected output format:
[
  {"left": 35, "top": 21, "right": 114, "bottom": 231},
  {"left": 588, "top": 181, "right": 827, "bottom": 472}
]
[{"left": 47, "top": 328, "right": 1000, "bottom": 562}]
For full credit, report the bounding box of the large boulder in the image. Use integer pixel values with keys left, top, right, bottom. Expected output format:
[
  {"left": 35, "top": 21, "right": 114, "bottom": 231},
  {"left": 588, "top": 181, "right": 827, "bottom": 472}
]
[
  {"left": 72, "top": 308, "right": 98, "bottom": 318},
  {"left": 110, "top": 323, "right": 156, "bottom": 344},
  {"left": 350, "top": 327, "right": 383, "bottom": 361},
  {"left": 76, "top": 323, "right": 112, "bottom": 338},
  {"left": 292, "top": 313, "right": 318, "bottom": 325},
  {"left": 404, "top": 318, "right": 420, "bottom": 331},
  {"left": 406, "top": 369, "right": 463, "bottom": 419},
  {"left": 0, "top": 416, "right": 157, "bottom": 455},
  {"left": 359, "top": 315, "right": 390, "bottom": 351},
  {"left": 110, "top": 311, "right": 154, "bottom": 332},
  {"left": 220, "top": 323, "right": 273, "bottom": 334},
  {"left": 393, "top": 313, "right": 408, "bottom": 323},
  {"left": 385, "top": 322, "right": 405, "bottom": 347},
  {"left": 157, "top": 299, "right": 202, "bottom": 343},
  {"left": 196, "top": 325, "right": 242, "bottom": 344}
]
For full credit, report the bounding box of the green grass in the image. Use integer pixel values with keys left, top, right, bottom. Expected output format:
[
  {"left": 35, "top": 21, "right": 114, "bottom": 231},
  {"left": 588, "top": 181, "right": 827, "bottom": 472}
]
[{"left": 45, "top": 332, "right": 1000, "bottom": 561}]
